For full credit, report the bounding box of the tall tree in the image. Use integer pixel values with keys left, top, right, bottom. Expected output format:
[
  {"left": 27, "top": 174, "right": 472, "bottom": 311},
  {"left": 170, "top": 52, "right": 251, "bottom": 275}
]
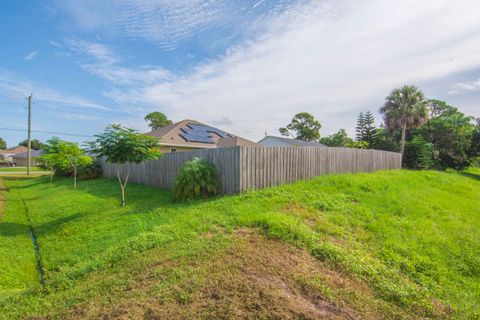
[
  {"left": 88, "top": 124, "right": 162, "bottom": 207},
  {"left": 371, "top": 127, "right": 400, "bottom": 152},
  {"left": 145, "top": 112, "right": 172, "bottom": 130},
  {"left": 279, "top": 112, "right": 321, "bottom": 141},
  {"left": 415, "top": 101, "right": 475, "bottom": 169},
  {"left": 470, "top": 118, "right": 480, "bottom": 164},
  {"left": 0, "top": 137, "right": 6, "bottom": 149},
  {"left": 379, "top": 85, "right": 429, "bottom": 155},
  {"left": 355, "top": 112, "right": 365, "bottom": 141},
  {"left": 18, "top": 139, "right": 45, "bottom": 150},
  {"left": 363, "top": 111, "right": 376, "bottom": 147}
]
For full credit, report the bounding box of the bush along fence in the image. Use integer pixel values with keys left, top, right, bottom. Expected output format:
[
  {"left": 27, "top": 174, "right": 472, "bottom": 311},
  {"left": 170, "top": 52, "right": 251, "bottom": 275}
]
[{"left": 101, "top": 146, "right": 402, "bottom": 194}]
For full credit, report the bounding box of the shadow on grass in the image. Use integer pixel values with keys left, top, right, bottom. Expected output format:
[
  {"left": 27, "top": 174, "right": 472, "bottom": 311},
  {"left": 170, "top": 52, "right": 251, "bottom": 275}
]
[
  {"left": 2, "top": 176, "right": 50, "bottom": 189},
  {"left": 78, "top": 177, "right": 222, "bottom": 214},
  {"left": 459, "top": 171, "right": 480, "bottom": 182},
  {"left": 6, "top": 176, "right": 224, "bottom": 220},
  {"left": 34, "top": 212, "right": 89, "bottom": 234},
  {"left": 0, "top": 222, "right": 30, "bottom": 237},
  {"left": 0, "top": 212, "right": 89, "bottom": 237}
]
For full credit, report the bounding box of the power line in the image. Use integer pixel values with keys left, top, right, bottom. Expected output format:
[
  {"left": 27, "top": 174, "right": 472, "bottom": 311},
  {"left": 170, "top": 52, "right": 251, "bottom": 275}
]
[
  {"left": 0, "top": 95, "right": 23, "bottom": 100},
  {"left": 0, "top": 127, "right": 94, "bottom": 138},
  {"left": 0, "top": 99, "right": 24, "bottom": 104}
]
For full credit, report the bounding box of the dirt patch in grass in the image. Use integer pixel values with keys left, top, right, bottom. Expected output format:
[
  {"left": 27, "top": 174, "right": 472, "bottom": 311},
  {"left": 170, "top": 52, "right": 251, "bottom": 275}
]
[
  {"left": 64, "top": 231, "right": 406, "bottom": 319},
  {"left": 0, "top": 178, "right": 6, "bottom": 214}
]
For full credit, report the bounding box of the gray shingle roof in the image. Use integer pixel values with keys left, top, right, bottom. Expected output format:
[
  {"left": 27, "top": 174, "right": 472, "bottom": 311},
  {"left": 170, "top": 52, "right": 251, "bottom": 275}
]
[
  {"left": 12, "top": 150, "right": 44, "bottom": 158},
  {"left": 258, "top": 136, "right": 326, "bottom": 147}
]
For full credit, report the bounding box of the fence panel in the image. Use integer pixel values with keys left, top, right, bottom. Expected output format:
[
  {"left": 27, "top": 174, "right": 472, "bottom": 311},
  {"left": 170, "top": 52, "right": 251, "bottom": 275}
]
[
  {"left": 101, "top": 146, "right": 402, "bottom": 194},
  {"left": 237, "top": 146, "right": 401, "bottom": 191}
]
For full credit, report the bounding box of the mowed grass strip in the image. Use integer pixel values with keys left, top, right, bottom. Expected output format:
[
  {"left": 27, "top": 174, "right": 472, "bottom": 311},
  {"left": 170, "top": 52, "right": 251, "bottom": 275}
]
[
  {"left": 0, "top": 178, "right": 40, "bottom": 294},
  {"left": 0, "top": 169, "right": 479, "bottom": 319},
  {"left": 0, "top": 167, "right": 44, "bottom": 173}
]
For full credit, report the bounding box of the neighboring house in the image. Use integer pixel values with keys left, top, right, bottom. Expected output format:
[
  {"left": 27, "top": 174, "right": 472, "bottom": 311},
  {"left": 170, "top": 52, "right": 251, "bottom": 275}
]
[
  {"left": 12, "top": 150, "right": 44, "bottom": 167},
  {"left": 145, "top": 119, "right": 256, "bottom": 153},
  {"left": 216, "top": 136, "right": 257, "bottom": 148},
  {"left": 0, "top": 146, "right": 29, "bottom": 165},
  {"left": 257, "top": 136, "right": 326, "bottom": 147}
]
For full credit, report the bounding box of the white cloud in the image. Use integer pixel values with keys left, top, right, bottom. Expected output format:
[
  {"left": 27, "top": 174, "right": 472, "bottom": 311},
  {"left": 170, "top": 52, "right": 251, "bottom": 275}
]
[
  {"left": 253, "top": 0, "right": 267, "bottom": 9},
  {"left": 24, "top": 51, "right": 38, "bottom": 61},
  {"left": 448, "top": 79, "right": 480, "bottom": 95},
  {"left": 65, "top": 38, "right": 174, "bottom": 86},
  {"left": 82, "top": 64, "right": 172, "bottom": 86},
  {"left": 0, "top": 70, "right": 111, "bottom": 111},
  {"left": 88, "top": 0, "right": 480, "bottom": 139},
  {"left": 61, "top": 113, "right": 99, "bottom": 121},
  {"left": 52, "top": 0, "right": 297, "bottom": 50},
  {"left": 67, "top": 39, "right": 118, "bottom": 64},
  {"left": 48, "top": 40, "right": 62, "bottom": 48}
]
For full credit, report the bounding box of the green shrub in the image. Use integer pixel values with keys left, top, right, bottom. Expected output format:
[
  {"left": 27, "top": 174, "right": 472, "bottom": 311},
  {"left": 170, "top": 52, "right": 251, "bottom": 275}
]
[
  {"left": 78, "top": 159, "right": 103, "bottom": 180},
  {"left": 345, "top": 140, "right": 369, "bottom": 149},
  {"left": 403, "top": 136, "right": 435, "bottom": 170},
  {"left": 173, "top": 157, "right": 221, "bottom": 201}
]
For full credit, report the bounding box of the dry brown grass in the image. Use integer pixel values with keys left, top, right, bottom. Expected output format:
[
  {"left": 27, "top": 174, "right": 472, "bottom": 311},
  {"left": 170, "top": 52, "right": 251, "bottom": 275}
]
[
  {"left": 0, "top": 178, "right": 6, "bottom": 215},
  {"left": 61, "top": 230, "right": 410, "bottom": 320}
]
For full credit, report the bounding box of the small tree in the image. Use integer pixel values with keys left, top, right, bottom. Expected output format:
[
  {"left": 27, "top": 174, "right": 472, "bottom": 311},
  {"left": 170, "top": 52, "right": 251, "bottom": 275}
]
[
  {"left": 89, "top": 124, "right": 161, "bottom": 207},
  {"left": 403, "top": 136, "right": 435, "bottom": 170},
  {"left": 54, "top": 141, "right": 92, "bottom": 189},
  {"left": 145, "top": 112, "right": 172, "bottom": 130},
  {"left": 37, "top": 153, "right": 57, "bottom": 183},
  {"left": 319, "top": 129, "right": 353, "bottom": 147},
  {"left": 279, "top": 112, "right": 321, "bottom": 141}
]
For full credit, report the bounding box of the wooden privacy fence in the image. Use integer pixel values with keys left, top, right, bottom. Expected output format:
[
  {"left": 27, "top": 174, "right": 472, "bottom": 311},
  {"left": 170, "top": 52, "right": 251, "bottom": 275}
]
[{"left": 101, "top": 146, "right": 402, "bottom": 194}]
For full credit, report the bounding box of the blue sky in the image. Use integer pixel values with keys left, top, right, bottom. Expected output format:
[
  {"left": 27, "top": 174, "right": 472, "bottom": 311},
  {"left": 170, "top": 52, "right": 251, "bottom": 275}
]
[{"left": 0, "top": 0, "right": 479, "bottom": 147}]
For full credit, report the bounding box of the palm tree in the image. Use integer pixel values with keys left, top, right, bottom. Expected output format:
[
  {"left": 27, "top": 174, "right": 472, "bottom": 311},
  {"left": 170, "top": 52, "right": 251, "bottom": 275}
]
[{"left": 379, "top": 85, "right": 429, "bottom": 156}]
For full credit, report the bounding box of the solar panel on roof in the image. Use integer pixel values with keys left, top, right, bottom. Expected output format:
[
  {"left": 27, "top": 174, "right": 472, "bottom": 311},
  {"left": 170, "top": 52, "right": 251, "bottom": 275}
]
[{"left": 180, "top": 123, "right": 232, "bottom": 144}]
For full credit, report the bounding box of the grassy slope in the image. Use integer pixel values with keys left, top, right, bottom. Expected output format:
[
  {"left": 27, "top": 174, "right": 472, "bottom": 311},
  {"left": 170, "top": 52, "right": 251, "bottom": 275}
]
[
  {"left": 0, "top": 178, "right": 40, "bottom": 293},
  {"left": 0, "top": 169, "right": 479, "bottom": 319}
]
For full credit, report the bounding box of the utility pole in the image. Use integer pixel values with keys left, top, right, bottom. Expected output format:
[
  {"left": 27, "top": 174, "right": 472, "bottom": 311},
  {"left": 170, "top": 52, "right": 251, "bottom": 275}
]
[{"left": 27, "top": 94, "right": 32, "bottom": 175}]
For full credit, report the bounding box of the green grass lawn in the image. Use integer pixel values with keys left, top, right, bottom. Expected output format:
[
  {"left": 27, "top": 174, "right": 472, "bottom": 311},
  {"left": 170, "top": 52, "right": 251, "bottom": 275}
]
[
  {"left": 0, "top": 166, "right": 44, "bottom": 172},
  {"left": 0, "top": 169, "right": 479, "bottom": 319}
]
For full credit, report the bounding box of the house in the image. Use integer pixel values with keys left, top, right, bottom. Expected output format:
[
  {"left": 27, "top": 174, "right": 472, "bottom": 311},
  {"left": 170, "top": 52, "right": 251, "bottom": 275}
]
[
  {"left": 12, "top": 150, "right": 44, "bottom": 167},
  {"left": 0, "top": 146, "right": 29, "bottom": 165},
  {"left": 257, "top": 136, "right": 326, "bottom": 147},
  {"left": 145, "top": 119, "right": 256, "bottom": 153}
]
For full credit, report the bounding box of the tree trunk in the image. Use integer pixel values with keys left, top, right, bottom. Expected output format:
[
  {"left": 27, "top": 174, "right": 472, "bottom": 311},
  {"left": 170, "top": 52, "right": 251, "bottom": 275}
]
[
  {"left": 117, "top": 166, "right": 131, "bottom": 207},
  {"left": 400, "top": 124, "right": 406, "bottom": 160},
  {"left": 120, "top": 185, "right": 126, "bottom": 207},
  {"left": 73, "top": 167, "right": 77, "bottom": 189}
]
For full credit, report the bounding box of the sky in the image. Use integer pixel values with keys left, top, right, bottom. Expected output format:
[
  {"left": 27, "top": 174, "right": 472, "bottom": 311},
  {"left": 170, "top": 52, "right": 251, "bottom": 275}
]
[{"left": 0, "top": 0, "right": 479, "bottom": 147}]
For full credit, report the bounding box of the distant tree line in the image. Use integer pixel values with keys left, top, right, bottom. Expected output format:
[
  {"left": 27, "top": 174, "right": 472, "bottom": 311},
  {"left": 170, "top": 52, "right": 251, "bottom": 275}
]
[
  {"left": 279, "top": 85, "right": 480, "bottom": 170},
  {"left": 0, "top": 138, "right": 47, "bottom": 151}
]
